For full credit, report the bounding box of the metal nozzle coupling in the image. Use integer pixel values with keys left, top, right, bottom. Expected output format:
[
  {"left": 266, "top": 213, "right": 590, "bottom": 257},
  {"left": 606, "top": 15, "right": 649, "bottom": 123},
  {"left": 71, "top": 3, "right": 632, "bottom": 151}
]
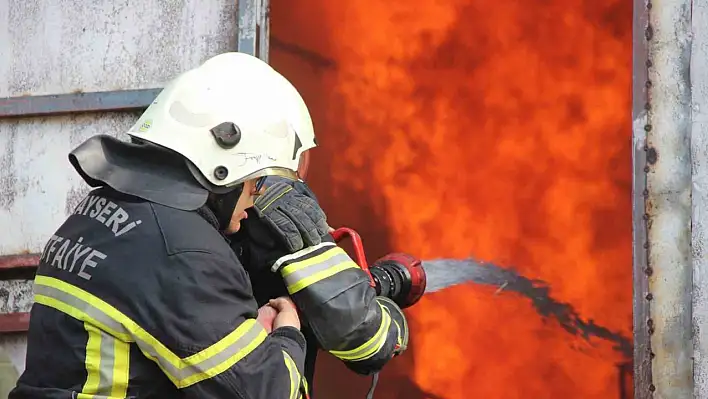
[{"left": 369, "top": 253, "right": 427, "bottom": 309}]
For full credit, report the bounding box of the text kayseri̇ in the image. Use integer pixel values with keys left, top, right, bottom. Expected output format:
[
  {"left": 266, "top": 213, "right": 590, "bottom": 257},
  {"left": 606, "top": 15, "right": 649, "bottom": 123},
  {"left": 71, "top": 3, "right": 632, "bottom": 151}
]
[
  {"left": 73, "top": 195, "right": 142, "bottom": 237},
  {"left": 40, "top": 235, "right": 107, "bottom": 280}
]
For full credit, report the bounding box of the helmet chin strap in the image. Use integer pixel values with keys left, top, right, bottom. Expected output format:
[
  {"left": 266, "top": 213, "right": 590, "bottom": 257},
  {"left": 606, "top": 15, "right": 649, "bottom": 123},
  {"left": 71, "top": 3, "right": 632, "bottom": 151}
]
[{"left": 206, "top": 183, "right": 244, "bottom": 231}]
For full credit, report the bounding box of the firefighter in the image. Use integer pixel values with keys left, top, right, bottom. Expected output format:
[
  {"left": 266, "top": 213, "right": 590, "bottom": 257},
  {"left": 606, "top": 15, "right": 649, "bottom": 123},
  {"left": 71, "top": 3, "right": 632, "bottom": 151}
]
[
  {"left": 12, "top": 53, "right": 307, "bottom": 399},
  {"left": 10, "top": 51, "right": 407, "bottom": 399}
]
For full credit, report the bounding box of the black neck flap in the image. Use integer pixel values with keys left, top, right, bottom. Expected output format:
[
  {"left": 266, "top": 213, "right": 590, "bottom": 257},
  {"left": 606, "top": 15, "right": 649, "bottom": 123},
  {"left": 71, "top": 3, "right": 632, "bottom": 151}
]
[{"left": 69, "top": 135, "right": 211, "bottom": 211}]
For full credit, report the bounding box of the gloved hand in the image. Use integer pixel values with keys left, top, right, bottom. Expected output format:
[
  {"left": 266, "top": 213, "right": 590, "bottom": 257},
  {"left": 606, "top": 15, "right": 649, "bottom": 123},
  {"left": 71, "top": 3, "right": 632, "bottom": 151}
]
[
  {"left": 376, "top": 297, "right": 409, "bottom": 356},
  {"left": 341, "top": 297, "right": 410, "bottom": 377},
  {"left": 251, "top": 177, "right": 330, "bottom": 253}
]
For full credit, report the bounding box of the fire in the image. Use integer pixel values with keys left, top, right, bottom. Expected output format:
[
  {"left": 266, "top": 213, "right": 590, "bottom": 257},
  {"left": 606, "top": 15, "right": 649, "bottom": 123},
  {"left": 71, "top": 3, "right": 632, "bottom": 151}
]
[{"left": 271, "top": 0, "right": 632, "bottom": 398}]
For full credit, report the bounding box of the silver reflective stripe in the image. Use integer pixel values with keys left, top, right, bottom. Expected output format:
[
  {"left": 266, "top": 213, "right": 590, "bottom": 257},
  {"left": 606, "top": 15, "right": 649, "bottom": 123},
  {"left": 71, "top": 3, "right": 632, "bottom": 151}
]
[
  {"left": 34, "top": 283, "right": 125, "bottom": 336},
  {"left": 281, "top": 252, "right": 354, "bottom": 293},
  {"left": 80, "top": 323, "right": 130, "bottom": 399},
  {"left": 168, "top": 324, "right": 266, "bottom": 383},
  {"left": 272, "top": 241, "right": 336, "bottom": 272},
  {"left": 34, "top": 278, "right": 267, "bottom": 388},
  {"left": 96, "top": 328, "right": 117, "bottom": 396}
]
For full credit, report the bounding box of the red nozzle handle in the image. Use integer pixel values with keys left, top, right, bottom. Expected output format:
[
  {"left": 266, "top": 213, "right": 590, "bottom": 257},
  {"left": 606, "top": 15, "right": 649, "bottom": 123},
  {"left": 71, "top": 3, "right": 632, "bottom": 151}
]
[{"left": 330, "top": 227, "right": 375, "bottom": 287}]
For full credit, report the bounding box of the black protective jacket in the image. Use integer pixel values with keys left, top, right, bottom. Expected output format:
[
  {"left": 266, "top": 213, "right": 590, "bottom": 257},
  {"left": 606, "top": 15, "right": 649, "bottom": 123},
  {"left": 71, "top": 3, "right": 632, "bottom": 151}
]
[
  {"left": 10, "top": 187, "right": 308, "bottom": 399},
  {"left": 236, "top": 215, "right": 409, "bottom": 393}
]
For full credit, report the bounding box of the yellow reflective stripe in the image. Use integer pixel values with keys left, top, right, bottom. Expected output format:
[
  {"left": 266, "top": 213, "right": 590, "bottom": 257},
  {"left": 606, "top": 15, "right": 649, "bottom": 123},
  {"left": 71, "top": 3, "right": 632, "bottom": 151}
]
[
  {"left": 287, "top": 262, "right": 358, "bottom": 294},
  {"left": 180, "top": 327, "right": 266, "bottom": 388},
  {"left": 280, "top": 246, "right": 346, "bottom": 277},
  {"left": 398, "top": 305, "right": 409, "bottom": 350},
  {"left": 280, "top": 247, "right": 359, "bottom": 294},
  {"left": 282, "top": 351, "right": 300, "bottom": 399},
  {"left": 34, "top": 295, "right": 129, "bottom": 341},
  {"left": 301, "top": 377, "right": 309, "bottom": 399},
  {"left": 329, "top": 303, "right": 391, "bottom": 362},
  {"left": 111, "top": 338, "right": 130, "bottom": 397},
  {"left": 82, "top": 323, "right": 102, "bottom": 395},
  {"left": 33, "top": 275, "right": 267, "bottom": 389},
  {"left": 79, "top": 322, "right": 131, "bottom": 399}
]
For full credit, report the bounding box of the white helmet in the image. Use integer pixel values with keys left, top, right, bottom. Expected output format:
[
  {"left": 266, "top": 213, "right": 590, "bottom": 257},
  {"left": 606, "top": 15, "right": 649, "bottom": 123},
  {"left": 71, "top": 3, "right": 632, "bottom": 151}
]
[{"left": 127, "top": 52, "right": 317, "bottom": 192}]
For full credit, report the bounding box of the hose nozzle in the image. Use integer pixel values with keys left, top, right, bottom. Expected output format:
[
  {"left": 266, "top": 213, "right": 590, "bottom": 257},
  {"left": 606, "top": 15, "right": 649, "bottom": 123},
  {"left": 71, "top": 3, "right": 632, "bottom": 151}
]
[
  {"left": 330, "top": 227, "right": 426, "bottom": 309},
  {"left": 370, "top": 253, "right": 427, "bottom": 309}
]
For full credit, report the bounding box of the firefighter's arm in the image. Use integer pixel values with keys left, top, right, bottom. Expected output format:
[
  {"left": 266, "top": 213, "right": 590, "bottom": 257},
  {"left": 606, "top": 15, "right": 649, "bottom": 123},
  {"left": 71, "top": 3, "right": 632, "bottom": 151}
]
[
  {"left": 151, "top": 250, "right": 308, "bottom": 399},
  {"left": 272, "top": 235, "right": 410, "bottom": 375}
]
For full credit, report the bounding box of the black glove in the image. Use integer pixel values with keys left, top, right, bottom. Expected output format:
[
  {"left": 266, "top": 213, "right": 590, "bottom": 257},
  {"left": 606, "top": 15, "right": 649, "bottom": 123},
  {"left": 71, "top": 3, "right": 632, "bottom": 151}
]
[
  {"left": 377, "top": 296, "right": 409, "bottom": 357},
  {"left": 251, "top": 177, "right": 330, "bottom": 253},
  {"left": 342, "top": 297, "right": 410, "bottom": 376}
]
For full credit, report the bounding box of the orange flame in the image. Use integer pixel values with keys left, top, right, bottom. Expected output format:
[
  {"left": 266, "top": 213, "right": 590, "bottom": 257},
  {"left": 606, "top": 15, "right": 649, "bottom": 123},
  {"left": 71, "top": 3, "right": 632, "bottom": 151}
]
[{"left": 271, "top": 0, "right": 632, "bottom": 398}]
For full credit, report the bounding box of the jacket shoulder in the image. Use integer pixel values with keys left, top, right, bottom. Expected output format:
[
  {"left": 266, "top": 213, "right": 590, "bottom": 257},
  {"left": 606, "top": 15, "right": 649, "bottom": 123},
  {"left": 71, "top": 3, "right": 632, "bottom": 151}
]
[{"left": 149, "top": 203, "right": 231, "bottom": 256}]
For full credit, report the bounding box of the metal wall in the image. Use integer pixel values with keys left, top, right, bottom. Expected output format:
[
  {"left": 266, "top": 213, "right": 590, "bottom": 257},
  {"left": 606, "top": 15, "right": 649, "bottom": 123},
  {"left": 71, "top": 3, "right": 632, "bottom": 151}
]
[
  {"left": 0, "top": 0, "right": 239, "bottom": 381},
  {"left": 634, "top": 0, "right": 708, "bottom": 398}
]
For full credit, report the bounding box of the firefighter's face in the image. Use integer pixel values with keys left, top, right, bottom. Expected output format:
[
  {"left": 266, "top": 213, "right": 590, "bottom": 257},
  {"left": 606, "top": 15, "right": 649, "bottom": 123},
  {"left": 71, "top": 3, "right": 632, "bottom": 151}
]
[{"left": 225, "top": 178, "right": 266, "bottom": 234}]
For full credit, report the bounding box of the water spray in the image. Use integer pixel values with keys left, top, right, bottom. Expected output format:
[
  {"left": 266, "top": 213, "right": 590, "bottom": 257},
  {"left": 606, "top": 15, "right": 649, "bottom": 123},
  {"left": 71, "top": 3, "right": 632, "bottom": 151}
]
[{"left": 331, "top": 227, "right": 631, "bottom": 357}]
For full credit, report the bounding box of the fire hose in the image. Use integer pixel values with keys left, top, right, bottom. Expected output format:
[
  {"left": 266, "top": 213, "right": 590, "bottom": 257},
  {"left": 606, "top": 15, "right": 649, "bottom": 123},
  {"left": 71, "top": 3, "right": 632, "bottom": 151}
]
[{"left": 330, "top": 227, "right": 427, "bottom": 399}]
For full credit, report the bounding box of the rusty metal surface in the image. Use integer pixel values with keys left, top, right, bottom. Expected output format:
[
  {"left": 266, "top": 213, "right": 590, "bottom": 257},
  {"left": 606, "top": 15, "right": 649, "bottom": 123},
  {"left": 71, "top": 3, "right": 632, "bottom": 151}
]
[
  {"left": 0, "top": 254, "right": 39, "bottom": 271},
  {"left": 0, "top": 89, "right": 161, "bottom": 118},
  {"left": 692, "top": 0, "right": 708, "bottom": 396},
  {"left": 632, "top": 0, "right": 652, "bottom": 396},
  {"left": 0, "top": 314, "right": 29, "bottom": 333},
  {"left": 643, "top": 0, "right": 694, "bottom": 397}
]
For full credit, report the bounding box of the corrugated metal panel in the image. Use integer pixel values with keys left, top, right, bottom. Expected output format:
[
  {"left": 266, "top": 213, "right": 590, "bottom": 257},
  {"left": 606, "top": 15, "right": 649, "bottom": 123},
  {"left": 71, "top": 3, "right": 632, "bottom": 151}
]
[
  {"left": 642, "top": 0, "right": 694, "bottom": 397},
  {"left": 0, "top": 0, "right": 240, "bottom": 378}
]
